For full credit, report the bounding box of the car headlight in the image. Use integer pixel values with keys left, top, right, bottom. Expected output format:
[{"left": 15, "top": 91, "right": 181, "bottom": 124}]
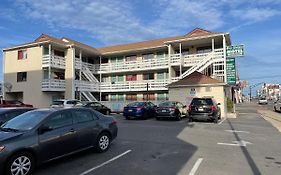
[{"left": 0, "top": 146, "right": 5, "bottom": 152}]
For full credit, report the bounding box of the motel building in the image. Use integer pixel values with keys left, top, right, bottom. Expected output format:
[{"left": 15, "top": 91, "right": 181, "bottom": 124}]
[{"left": 2, "top": 28, "right": 236, "bottom": 117}]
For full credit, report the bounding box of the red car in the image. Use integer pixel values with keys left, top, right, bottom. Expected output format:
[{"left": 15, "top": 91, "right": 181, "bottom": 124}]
[{"left": 0, "top": 100, "right": 33, "bottom": 108}]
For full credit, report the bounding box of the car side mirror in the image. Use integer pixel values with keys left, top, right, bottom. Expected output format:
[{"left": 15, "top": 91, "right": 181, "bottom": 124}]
[
  {"left": 183, "top": 105, "right": 187, "bottom": 108},
  {"left": 217, "top": 103, "right": 221, "bottom": 105},
  {"left": 38, "top": 125, "right": 53, "bottom": 134},
  {"left": 154, "top": 105, "right": 157, "bottom": 108}
]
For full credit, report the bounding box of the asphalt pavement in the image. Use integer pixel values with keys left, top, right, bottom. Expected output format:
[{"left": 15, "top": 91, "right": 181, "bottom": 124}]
[{"left": 34, "top": 103, "right": 281, "bottom": 175}]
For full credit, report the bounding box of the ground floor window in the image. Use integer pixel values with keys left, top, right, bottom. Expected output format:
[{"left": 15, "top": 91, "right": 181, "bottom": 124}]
[
  {"left": 126, "top": 94, "right": 137, "bottom": 101},
  {"left": 157, "top": 93, "right": 168, "bottom": 100},
  {"left": 143, "top": 93, "right": 155, "bottom": 101},
  {"left": 17, "top": 72, "right": 27, "bottom": 82},
  {"left": 111, "top": 94, "right": 124, "bottom": 101}
]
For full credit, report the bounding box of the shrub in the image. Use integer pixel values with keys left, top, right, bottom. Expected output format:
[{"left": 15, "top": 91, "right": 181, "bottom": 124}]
[{"left": 227, "top": 97, "right": 234, "bottom": 113}]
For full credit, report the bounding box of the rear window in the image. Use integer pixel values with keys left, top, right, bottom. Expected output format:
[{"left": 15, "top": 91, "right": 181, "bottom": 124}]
[
  {"left": 159, "top": 101, "right": 175, "bottom": 107},
  {"left": 127, "top": 102, "right": 144, "bottom": 107},
  {"left": 52, "top": 101, "right": 64, "bottom": 105},
  {"left": 191, "top": 98, "right": 213, "bottom": 105}
]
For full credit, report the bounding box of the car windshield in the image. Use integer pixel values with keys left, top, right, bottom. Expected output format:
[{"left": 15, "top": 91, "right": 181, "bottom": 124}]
[
  {"left": 1, "top": 110, "right": 50, "bottom": 131},
  {"left": 127, "top": 102, "right": 144, "bottom": 107},
  {"left": 191, "top": 98, "right": 213, "bottom": 105},
  {"left": 52, "top": 101, "right": 64, "bottom": 105},
  {"left": 260, "top": 98, "right": 266, "bottom": 100},
  {"left": 159, "top": 101, "right": 175, "bottom": 107},
  {"left": 5, "top": 100, "right": 22, "bottom": 105}
]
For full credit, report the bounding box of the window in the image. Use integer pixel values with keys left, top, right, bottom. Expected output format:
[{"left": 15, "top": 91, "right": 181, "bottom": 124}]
[
  {"left": 17, "top": 72, "right": 27, "bottom": 82},
  {"left": 46, "top": 112, "right": 73, "bottom": 129},
  {"left": 111, "top": 94, "right": 124, "bottom": 101},
  {"left": 157, "top": 72, "right": 167, "bottom": 80},
  {"left": 142, "top": 53, "right": 154, "bottom": 60},
  {"left": 4, "top": 110, "right": 27, "bottom": 121},
  {"left": 125, "top": 55, "right": 137, "bottom": 62},
  {"left": 126, "top": 74, "right": 137, "bottom": 81},
  {"left": 197, "top": 46, "right": 212, "bottom": 54},
  {"left": 156, "top": 52, "right": 165, "bottom": 58},
  {"left": 143, "top": 93, "right": 155, "bottom": 100},
  {"left": 18, "top": 50, "right": 27, "bottom": 60},
  {"left": 126, "top": 94, "right": 137, "bottom": 101},
  {"left": 143, "top": 73, "right": 154, "bottom": 80},
  {"left": 43, "top": 47, "right": 49, "bottom": 55},
  {"left": 73, "top": 110, "right": 93, "bottom": 123},
  {"left": 54, "top": 50, "right": 65, "bottom": 57},
  {"left": 157, "top": 93, "right": 168, "bottom": 100}
]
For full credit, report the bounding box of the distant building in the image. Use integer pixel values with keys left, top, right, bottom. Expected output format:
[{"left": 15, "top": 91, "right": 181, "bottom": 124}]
[{"left": 258, "top": 83, "right": 280, "bottom": 100}]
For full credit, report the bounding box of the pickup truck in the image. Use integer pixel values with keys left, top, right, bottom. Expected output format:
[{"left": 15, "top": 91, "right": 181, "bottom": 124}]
[{"left": 0, "top": 100, "right": 33, "bottom": 108}]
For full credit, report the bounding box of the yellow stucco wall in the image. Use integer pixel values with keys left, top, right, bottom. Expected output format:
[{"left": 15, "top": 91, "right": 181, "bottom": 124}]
[{"left": 168, "top": 85, "right": 227, "bottom": 117}]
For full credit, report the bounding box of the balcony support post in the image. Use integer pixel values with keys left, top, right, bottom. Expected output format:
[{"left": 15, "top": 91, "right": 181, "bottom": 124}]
[
  {"left": 48, "top": 44, "right": 51, "bottom": 84},
  {"left": 179, "top": 42, "right": 182, "bottom": 76},
  {"left": 79, "top": 50, "right": 82, "bottom": 100},
  {"left": 99, "top": 55, "right": 102, "bottom": 102}
]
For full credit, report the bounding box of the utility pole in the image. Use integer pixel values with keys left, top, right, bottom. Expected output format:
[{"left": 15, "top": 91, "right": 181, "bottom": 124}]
[
  {"left": 146, "top": 83, "right": 149, "bottom": 101},
  {"left": 249, "top": 82, "right": 264, "bottom": 101}
]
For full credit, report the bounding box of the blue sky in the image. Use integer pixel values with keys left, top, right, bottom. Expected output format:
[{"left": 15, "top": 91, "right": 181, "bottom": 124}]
[{"left": 1, "top": 0, "right": 281, "bottom": 93}]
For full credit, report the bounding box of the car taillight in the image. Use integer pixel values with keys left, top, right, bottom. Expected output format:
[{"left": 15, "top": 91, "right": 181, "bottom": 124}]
[
  {"left": 211, "top": 105, "right": 216, "bottom": 111},
  {"left": 112, "top": 119, "right": 117, "bottom": 125},
  {"left": 169, "top": 107, "right": 176, "bottom": 112}
]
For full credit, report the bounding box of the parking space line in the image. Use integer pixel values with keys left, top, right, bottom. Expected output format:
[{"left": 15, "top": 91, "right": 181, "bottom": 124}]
[
  {"left": 79, "top": 150, "right": 132, "bottom": 175},
  {"left": 218, "top": 118, "right": 226, "bottom": 125},
  {"left": 188, "top": 158, "right": 203, "bottom": 175}
]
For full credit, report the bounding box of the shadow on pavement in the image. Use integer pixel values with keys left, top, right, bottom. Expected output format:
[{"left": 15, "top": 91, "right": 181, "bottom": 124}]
[{"left": 226, "top": 119, "right": 262, "bottom": 175}]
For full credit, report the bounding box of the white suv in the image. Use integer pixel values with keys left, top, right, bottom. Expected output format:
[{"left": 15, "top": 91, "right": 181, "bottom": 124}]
[{"left": 51, "top": 99, "right": 81, "bottom": 108}]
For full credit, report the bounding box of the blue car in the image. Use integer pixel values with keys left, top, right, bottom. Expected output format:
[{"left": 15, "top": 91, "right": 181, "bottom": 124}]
[{"left": 123, "top": 101, "right": 157, "bottom": 119}]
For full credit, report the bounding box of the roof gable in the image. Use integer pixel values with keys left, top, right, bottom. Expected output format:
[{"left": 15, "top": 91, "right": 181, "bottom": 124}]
[
  {"left": 185, "top": 28, "right": 215, "bottom": 37},
  {"left": 167, "top": 71, "right": 223, "bottom": 87}
]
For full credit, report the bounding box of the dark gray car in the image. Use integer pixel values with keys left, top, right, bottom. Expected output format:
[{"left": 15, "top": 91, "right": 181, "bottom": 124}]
[{"left": 0, "top": 108, "right": 118, "bottom": 175}]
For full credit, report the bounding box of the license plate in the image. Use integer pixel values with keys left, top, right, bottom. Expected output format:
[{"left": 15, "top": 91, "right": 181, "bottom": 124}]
[
  {"left": 162, "top": 110, "right": 167, "bottom": 112},
  {"left": 198, "top": 108, "right": 204, "bottom": 111},
  {"left": 128, "top": 109, "right": 133, "bottom": 112}
]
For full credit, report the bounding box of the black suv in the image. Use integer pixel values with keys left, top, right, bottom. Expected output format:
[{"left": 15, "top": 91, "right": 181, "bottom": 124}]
[{"left": 188, "top": 97, "right": 221, "bottom": 123}]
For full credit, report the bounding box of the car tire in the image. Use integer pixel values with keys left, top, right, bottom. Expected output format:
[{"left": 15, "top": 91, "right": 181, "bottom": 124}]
[
  {"left": 189, "top": 117, "right": 193, "bottom": 122},
  {"left": 156, "top": 117, "right": 160, "bottom": 120},
  {"left": 274, "top": 106, "right": 277, "bottom": 112},
  {"left": 176, "top": 113, "right": 181, "bottom": 121},
  {"left": 6, "top": 152, "right": 35, "bottom": 175},
  {"left": 96, "top": 132, "right": 111, "bottom": 153}
]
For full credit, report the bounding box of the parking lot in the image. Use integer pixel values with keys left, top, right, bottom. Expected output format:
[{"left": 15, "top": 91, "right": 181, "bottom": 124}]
[{"left": 33, "top": 103, "right": 281, "bottom": 175}]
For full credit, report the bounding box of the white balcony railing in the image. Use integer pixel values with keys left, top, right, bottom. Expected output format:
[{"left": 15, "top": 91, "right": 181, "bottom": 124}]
[
  {"left": 169, "top": 49, "right": 224, "bottom": 67},
  {"left": 75, "top": 57, "right": 82, "bottom": 69},
  {"left": 42, "top": 79, "right": 65, "bottom": 91},
  {"left": 171, "top": 77, "right": 181, "bottom": 82},
  {"left": 86, "top": 57, "right": 169, "bottom": 73},
  {"left": 100, "top": 80, "right": 170, "bottom": 92},
  {"left": 42, "top": 54, "right": 65, "bottom": 69},
  {"left": 75, "top": 80, "right": 100, "bottom": 92}
]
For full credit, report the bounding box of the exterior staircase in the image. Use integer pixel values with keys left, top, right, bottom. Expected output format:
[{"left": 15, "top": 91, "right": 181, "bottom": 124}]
[
  {"left": 181, "top": 52, "right": 214, "bottom": 79},
  {"left": 81, "top": 91, "right": 97, "bottom": 102}
]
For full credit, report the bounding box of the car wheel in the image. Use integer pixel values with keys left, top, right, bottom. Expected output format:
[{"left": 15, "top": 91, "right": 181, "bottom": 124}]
[
  {"left": 176, "top": 113, "right": 181, "bottom": 121},
  {"left": 96, "top": 132, "right": 111, "bottom": 153},
  {"left": 274, "top": 106, "right": 277, "bottom": 112},
  {"left": 189, "top": 117, "right": 193, "bottom": 122},
  {"left": 6, "top": 152, "right": 35, "bottom": 175}
]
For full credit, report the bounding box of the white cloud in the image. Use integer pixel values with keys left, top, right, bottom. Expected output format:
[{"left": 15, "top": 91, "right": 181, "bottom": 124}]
[
  {"left": 9, "top": 0, "right": 281, "bottom": 45},
  {"left": 230, "top": 8, "right": 280, "bottom": 22}
]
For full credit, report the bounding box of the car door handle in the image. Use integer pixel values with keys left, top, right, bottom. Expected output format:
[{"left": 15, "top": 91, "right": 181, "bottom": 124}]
[{"left": 62, "top": 129, "right": 76, "bottom": 136}]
